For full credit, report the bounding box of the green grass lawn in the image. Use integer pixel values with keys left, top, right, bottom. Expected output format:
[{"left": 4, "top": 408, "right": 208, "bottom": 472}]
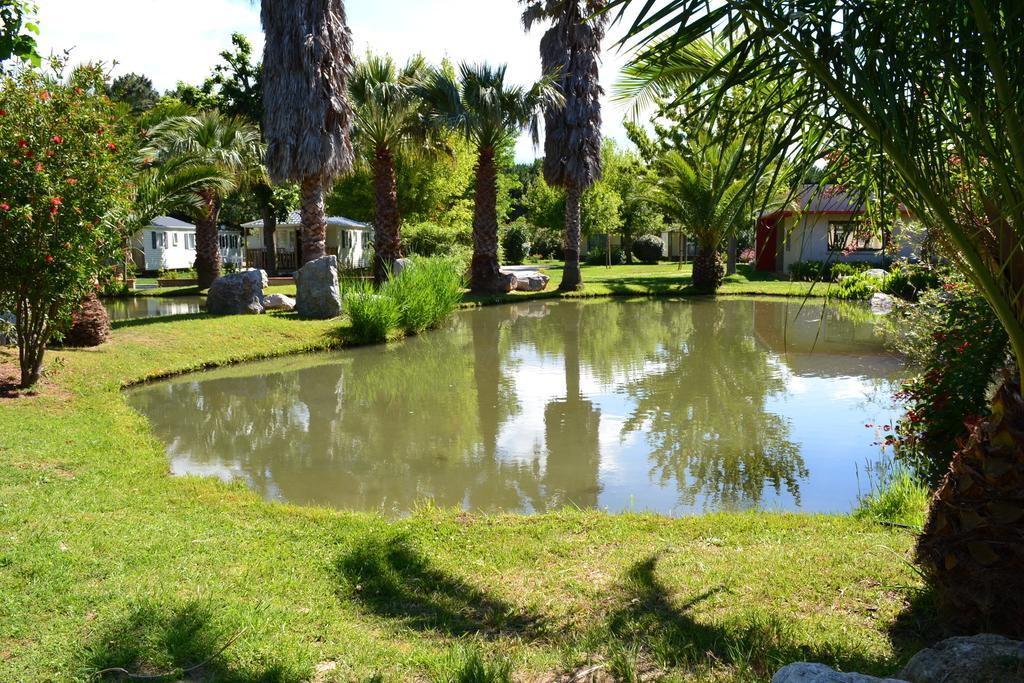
[{"left": 0, "top": 312, "right": 929, "bottom": 682}]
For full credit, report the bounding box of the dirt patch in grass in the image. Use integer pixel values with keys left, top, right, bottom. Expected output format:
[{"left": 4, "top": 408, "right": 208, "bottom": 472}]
[{"left": 0, "top": 360, "right": 71, "bottom": 401}]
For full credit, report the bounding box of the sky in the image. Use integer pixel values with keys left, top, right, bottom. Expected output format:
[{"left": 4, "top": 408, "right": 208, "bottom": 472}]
[{"left": 35, "top": 0, "right": 641, "bottom": 162}]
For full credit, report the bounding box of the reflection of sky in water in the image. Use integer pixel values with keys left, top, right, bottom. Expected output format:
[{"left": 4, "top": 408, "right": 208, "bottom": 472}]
[{"left": 132, "top": 298, "right": 904, "bottom": 516}]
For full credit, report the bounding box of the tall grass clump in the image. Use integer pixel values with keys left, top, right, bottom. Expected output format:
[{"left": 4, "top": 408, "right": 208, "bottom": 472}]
[
  {"left": 854, "top": 457, "right": 930, "bottom": 528},
  {"left": 344, "top": 256, "right": 466, "bottom": 343},
  {"left": 344, "top": 279, "right": 401, "bottom": 344}
]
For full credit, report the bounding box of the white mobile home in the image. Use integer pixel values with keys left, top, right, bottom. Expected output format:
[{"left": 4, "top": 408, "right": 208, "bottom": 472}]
[
  {"left": 242, "top": 212, "right": 373, "bottom": 272},
  {"left": 754, "top": 186, "right": 919, "bottom": 274},
  {"left": 131, "top": 216, "right": 244, "bottom": 273}
]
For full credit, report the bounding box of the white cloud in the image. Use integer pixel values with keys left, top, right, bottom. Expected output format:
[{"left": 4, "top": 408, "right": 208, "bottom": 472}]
[{"left": 35, "top": 0, "right": 640, "bottom": 160}]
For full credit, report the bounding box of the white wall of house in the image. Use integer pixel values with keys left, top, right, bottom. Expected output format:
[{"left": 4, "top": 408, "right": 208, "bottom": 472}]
[
  {"left": 244, "top": 225, "right": 373, "bottom": 269},
  {"left": 132, "top": 226, "right": 244, "bottom": 272},
  {"left": 779, "top": 213, "right": 918, "bottom": 272}
]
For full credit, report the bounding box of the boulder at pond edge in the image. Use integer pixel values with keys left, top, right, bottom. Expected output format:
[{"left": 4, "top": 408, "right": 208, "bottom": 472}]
[
  {"left": 207, "top": 269, "right": 268, "bottom": 315},
  {"left": 295, "top": 256, "right": 341, "bottom": 319}
]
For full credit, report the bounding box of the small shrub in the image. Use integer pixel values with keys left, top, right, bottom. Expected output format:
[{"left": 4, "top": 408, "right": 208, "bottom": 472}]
[
  {"left": 883, "top": 263, "right": 941, "bottom": 301},
  {"left": 384, "top": 256, "right": 465, "bottom": 335},
  {"left": 789, "top": 260, "right": 826, "bottom": 281},
  {"left": 632, "top": 234, "right": 664, "bottom": 264},
  {"left": 854, "top": 457, "right": 929, "bottom": 527},
  {"left": 527, "top": 223, "right": 562, "bottom": 259},
  {"left": 500, "top": 221, "right": 529, "bottom": 265},
  {"left": 789, "top": 259, "right": 875, "bottom": 282},
  {"left": 403, "top": 221, "right": 471, "bottom": 258},
  {"left": 828, "top": 261, "right": 873, "bottom": 280},
  {"left": 157, "top": 268, "right": 199, "bottom": 281},
  {"left": 344, "top": 281, "right": 400, "bottom": 344},
  {"left": 63, "top": 292, "right": 112, "bottom": 348},
  {"left": 831, "top": 272, "right": 880, "bottom": 300},
  {"left": 585, "top": 247, "right": 627, "bottom": 266}
]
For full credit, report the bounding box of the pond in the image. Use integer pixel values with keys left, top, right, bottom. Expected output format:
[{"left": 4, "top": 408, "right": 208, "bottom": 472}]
[
  {"left": 104, "top": 296, "right": 205, "bottom": 321},
  {"left": 128, "top": 298, "right": 903, "bottom": 516}
]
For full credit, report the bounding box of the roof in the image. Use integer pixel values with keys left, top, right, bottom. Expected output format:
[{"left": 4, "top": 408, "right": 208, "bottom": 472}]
[
  {"left": 241, "top": 212, "right": 371, "bottom": 230},
  {"left": 761, "top": 185, "right": 910, "bottom": 219},
  {"left": 149, "top": 216, "right": 195, "bottom": 229}
]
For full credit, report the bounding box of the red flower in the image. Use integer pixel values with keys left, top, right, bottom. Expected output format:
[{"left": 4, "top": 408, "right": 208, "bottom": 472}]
[
  {"left": 44, "top": 254, "right": 54, "bottom": 264},
  {"left": 75, "top": 87, "right": 84, "bottom": 95},
  {"left": 0, "top": 109, "right": 6, "bottom": 116},
  {"left": 883, "top": 424, "right": 891, "bottom": 432},
  {"left": 106, "top": 143, "right": 117, "bottom": 152},
  {"left": 66, "top": 178, "right": 77, "bottom": 185},
  {"left": 52, "top": 135, "right": 63, "bottom": 144},
  {"left": 943, "top": 282, "right": 956, "bottom": 291},
  {"left": 957, "top": 341, "right": 970, "bottom": 354},
  {"left": 0, "top": 202, "right": 9, "bottom": 211},
  {"left": 12, "top": 159, "right": 20, "bottom": 167},
  {"left": 49, "top": 197, "right": 62, "bottom": 217},
  {"left": 17, "top": 139, "right": 27, "bottom": 148},
  {"left": 34, "top": 162, "right": 44, "bottom": 173},
  {"left": 39, "top": 91, "right": 50, "bottom": 101}
]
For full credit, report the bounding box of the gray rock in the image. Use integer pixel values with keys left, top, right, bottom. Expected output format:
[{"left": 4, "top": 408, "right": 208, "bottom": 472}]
[
  {"left": 863, "top": 268, "right": 889, "bottom": 280},
  {"left": 870, "top": 292, "right": 895, "bottom": 314},
  {"left": 0, "top": 311, "right": 15, "bottom": 346},
  {"left": 509, "top": 270, "right": 550, "bottom": 292},
  {"left": 898, "top": 635, "right": 1024, "bottom": 683},
  {"left": 772, "top": 663, "right": 905, "bottom": 683},
  {"left": 295, "top": 256, "right": 342, "bottom": 319},
  {"left": 392, "top": 258, "right": 414, "bottom": 278},
  {"left": 206, "top": 269, "right": 268, "bottom": 315},
  {"left": 263, "top": 293, "right": 296, "bottom": 312}
]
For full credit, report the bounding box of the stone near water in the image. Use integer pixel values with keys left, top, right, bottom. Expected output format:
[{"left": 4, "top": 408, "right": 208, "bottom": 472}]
[
  {"left": 206, "top": 269, "right": 268, "bottom": 315},
  {"left": 263, "top": 294, "right": 296, "bottom": 312},
  {"left": 392, "top": 258, "right": 413, "bottom": 278},
  {"left": 772, "top": 663, "right": 905, "bottom": 683},
  {"left": 510, "top": 270, "right": 550, "bottom": 292},
  {"left": 870, "top": 292, "right": 894, "bottom": 315},
  {"left": 295, "top": 256, "right": 341, "bottom": 319},
  {"left": 898, "top": 634, "right": 1024, "bottom": 683}
]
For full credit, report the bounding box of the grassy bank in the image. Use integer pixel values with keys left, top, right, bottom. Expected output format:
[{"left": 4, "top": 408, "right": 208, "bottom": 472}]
[
  {"left": 127, "top": 263, "right": 824, "bottom": 303},
  {"left": 0, "top": 312, "right": 928, "bottom": 682}
]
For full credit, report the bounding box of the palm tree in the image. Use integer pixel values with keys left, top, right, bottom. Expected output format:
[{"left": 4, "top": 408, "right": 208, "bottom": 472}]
[
  {"left": 420, "top": 63, "right": 562, "bottom": 293},
  {"left": 350, "top": 54, "right": 437, "bottom": 285},
  {"left": 143, "top": 112, "right": 264, "bottom": 288},
  {"left": 521, "top": 0, "right": 608, "bottom": 291},
  {"left": 653, "top": 134, "right": 780, "bottom": 293},
  {"left": 260, "top": 0, "right": 355, "bottom": 268},
  {"left": 612, "top": 0, "right": 1024, "bottom": 637}
]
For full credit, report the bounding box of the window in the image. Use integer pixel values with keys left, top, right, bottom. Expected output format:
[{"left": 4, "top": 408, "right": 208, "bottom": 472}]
[
  {"left": 341, "top": 231, "right": 350, "bottom": 249},
  {"left": 185, "top": 234, "right": 195, "bottom": 250},
  {"left": 828, "top": 220, "right": 884, "bottom": 252},
  {"left": 151, "top": 231, "right": 167, "bottom": 249},
  {"left": 172, "top": 232, "right": 179, "bottom": 247}
]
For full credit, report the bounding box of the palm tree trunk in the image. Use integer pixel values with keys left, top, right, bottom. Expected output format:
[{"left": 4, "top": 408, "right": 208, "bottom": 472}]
[
  {"left": 917, "top": 368, "right": 1024, "bottom": 637},
  {"left": 471, "top": 147, "right": 513, "bottom": 294},
  {"left": 726, "top": 234, "right": 738, "bottom": 275},
  {"left": 561, "top": 183, "right": 584, "bottom": 291},
  {"left": 194, "top": 189, "right": 222, "bottom": 290},
  {"left": 373, "top": 146, "right": 401, "bottom": 286},
  {"left": 692, "top": 244, "right": 723, "bottom": 293},
  {"left": 299, "top": 176, "right": 328, "bottom": 264},
  {"left": 261, "top": 204, "right": 278, "bottom": 276}
]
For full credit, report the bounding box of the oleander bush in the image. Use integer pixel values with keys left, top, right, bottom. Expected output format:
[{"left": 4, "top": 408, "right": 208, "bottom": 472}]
[{"left": 632, "top": 234, "right": 664, "bottom": 264}]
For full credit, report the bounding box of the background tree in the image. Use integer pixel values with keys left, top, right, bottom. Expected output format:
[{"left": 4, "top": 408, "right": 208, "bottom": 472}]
[
  {"left": 0, "top": 1, "right": 39, "bottom": 71},
  {"left": 521, "top": 0, "right": 608, "bottom": 291},
  {"left": 0, "top": 65, "right": 132, "bottom": 387},
  {"left": 108, "top": 72, "right": 158, "bottom": 113},
  {"left": 143, "top": 112, "right": 263, "bottom": 287},
  {"left": 349, "top": 53, "right": 437, "bottom": 285},
  {"left": 261, "top": 0, "right": 355, "bottom": 270},
  {"left": 420, "top": 62, "right": 560, "bottom": 293},
  {"left": 612, "top": 0, "right": 1024, "bottom": 636}
]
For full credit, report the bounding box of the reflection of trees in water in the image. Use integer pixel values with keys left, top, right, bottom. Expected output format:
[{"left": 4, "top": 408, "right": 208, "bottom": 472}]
[{"left": 621, "top": 300, "right": 808, "bottom": 510}]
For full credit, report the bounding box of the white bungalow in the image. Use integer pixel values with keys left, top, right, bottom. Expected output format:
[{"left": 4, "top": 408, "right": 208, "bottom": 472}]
[
  {"left": 241, "top": 212, "right": 374, "bottom": 272},
  {"left": 754, "top": 186, "right": 920, "bottom": 274},
  {"left": 130, "top": 216, "right": 244, "bottom": 273}
]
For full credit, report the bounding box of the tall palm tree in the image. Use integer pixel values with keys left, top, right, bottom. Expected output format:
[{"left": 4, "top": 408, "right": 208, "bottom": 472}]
[
  {"left": 143, "top": 112, "right": 264, "bottom": 288},
  {"left": 521, "top": 0, "right": 608, "bottom": 291},
  {"left": 653, "top": 135, "right": 781, "bottom": 292},
  {"left": 420, "top": 63, "right": 562, "bottom": 293},
  {"left": 350, "top": 54, "right": 436, "bottom": 285},
  {"left": 261, "top": 0, "right": 355, "bottom": 267}
]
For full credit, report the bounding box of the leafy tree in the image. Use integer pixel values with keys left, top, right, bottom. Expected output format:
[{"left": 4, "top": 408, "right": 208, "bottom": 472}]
[
  {"left": 613, "top": 0, "right": 1024, "bottom": 637},
  {"left": 108, "top": 72, "right": 159, "bottom": 113},
  {"left": 142, "top": 112, "right": 264, "bottom": 288},
  {"left": 203, "top": 33, "right": 262, "bottom": 122},
  {"left": 0, "top": 65, "right": 133, "bottom": 387},
  {"left": 521, "top": 0, "right": 608, "bottom": 290},
  {"left": 601, "top": 140, "right": 662, "bottom": 262},
  {"left": 0, "top": 1, "right": 39, "bottom": 71},
  {"left": 261, "top": 0, "right": 354, "bottom": 271},
  {"left": 420, "top": 62, "right": 561, "bottom": 293}
]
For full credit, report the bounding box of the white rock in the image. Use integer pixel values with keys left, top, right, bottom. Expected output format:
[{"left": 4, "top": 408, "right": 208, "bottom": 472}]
[
  {"left": 206, "top": 269, "right": 268, "bottom": 315},
  {"left": 870, "top": 292, "right": 895, "bottom": 314},
  {"left": 295, "top": 256, "right": 342, "bottom": 319},
  {"left": 772, "top": 663, "right": 905, "bottom": 683},
  {"left": 392, "top": 258, "right": 414, "bottom": 278},
  {"left": 863, "top": 268, "right": 889, "bottom": 280},
  {"left": 263, "top": 293, "right": 296, "bottom": 311},
  {"left": 898, "top": 634, "right": 1024, "bottom": 683},
  {"left": 507, "top": 270, "right": 550, "bottom": 292}
]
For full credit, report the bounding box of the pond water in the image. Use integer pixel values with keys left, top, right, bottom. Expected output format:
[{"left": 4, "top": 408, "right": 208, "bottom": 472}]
[
  {"left": 104, "top": 296, "right": 205, "bottom": 321},
  {"left": 128, "top": 298, "right": 903, "bottom": 516}
]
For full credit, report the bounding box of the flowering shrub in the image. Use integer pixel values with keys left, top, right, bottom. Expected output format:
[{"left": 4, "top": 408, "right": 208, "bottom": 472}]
[
  {"left": 0, "top": 64, "right": 132, "bottom": 387},
  {"left": 883, "top": 276, "right": 1010, "bottom": 487}
]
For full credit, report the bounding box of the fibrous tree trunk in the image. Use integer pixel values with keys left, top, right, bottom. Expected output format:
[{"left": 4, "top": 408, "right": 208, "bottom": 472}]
[
  {"left": 692, "top": 245, "right": 724, "bottom": 293},
  {"left": 561, "top": 183, "right": 583, "bottom": 291},
  {"left": 194, "top": 189, "right": 223, "bottom": 290},
  {"left": 300, "top": 176, "right": 328, "bottom": 264},
  {"left": 916, "top": 368, "right": 1024, "bottom": 637},
  {"left": 372, "top": 146, "right": 401, "bottom": 286},
  {"left": 471, "top": 147, "right": 514, "bottom": 294},
  {"left": 261, "top": 203, "right": 278, "bottom": 276}
]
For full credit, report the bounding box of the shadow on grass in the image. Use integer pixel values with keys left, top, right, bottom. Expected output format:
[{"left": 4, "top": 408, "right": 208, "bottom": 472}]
[
  {"left": 602, "top": 553, "right": 901, "bottom": 679},
  {"left": 887, "top": 582, "right": 943, "bottom": 655},
  {"left": 83, "top": 600, "right": 294, "bottom": 682},
  {"left": 335, "top": 532, "right": 547, "bottom": 640},
  {"left": 110, "top": 313, "right": 211, "bottom": 330}
]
